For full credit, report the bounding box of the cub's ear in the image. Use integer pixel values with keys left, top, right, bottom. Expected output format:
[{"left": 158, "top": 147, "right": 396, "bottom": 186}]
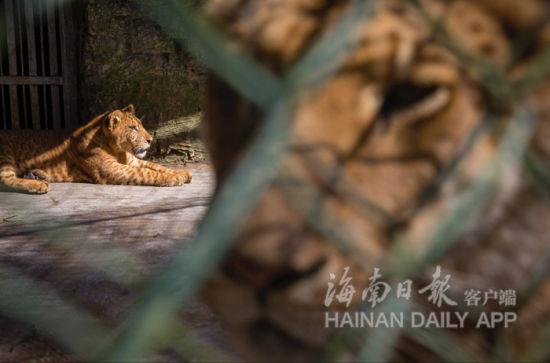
[
  {"left": 122, "top": 104, "right": 135, "bottom": 115},
  {"left": 105, "top": 111, "right": 123, "bottom": 130}
]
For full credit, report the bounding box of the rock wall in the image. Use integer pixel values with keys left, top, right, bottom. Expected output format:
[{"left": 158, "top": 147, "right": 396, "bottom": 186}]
[{"left": 79, "top": 0, "right": 205, "bottom": 128}]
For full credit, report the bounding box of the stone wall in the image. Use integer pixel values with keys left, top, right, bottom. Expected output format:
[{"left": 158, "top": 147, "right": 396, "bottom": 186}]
[{"left": 79, "top": 0, "right": 205, "bottom": 128}]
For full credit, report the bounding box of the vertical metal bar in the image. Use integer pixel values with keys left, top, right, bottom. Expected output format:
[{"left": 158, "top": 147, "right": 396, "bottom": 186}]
[
  {"left": 0, "top": 85, "right": 4, "bottom": 130},
  {"left": 33, "top": 0, "right": 43, "bottom": 77},
  {"left": 0, "top": 0, "right": 3, "bottom": 79},
  {"left": 15, "top": 0, "right": 29, "bottom": 128},
  {"left": 4, "top": 0, "right": 20, "bottom": 128},
  {"left": 35, "top": 0, "right": 52, "bottom": 128},
  {"left": 58, "top": 0, "right": 77, "bottom": 128},
  {"left": 47, "top": 0, "right": 61, "bottom": 129},
  {"left": 0, "top": 0, "right": 4, "bottom": 129},
  {"left": 23, "top": 0, "right": 40, "bottom": 129},
  {"left": 2, "top": 86, "right": 11, "bottom": 129}
]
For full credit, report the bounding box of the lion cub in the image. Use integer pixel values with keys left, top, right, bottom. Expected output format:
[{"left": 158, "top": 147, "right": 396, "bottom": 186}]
[{"left": 0, "top": 105, "right": 192, "bottom": 194}]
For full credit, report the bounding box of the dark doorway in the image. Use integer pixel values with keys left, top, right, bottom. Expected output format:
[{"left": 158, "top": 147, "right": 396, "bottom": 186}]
[{"left": 0, "top": 0, "right": 78, "bottom": 130}]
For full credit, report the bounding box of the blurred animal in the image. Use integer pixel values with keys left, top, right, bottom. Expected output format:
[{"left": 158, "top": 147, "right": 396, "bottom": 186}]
[
  {"left": 0, "top": 105, "right": 192, "bottom": 194},
  {"left": 201, "top": 0, "right": 550, "bottom": 360}
]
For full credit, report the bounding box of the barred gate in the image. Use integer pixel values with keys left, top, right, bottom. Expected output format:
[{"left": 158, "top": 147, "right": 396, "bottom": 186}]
[{"left": 0, "top": 0, "right": 78, "bottom": 130}]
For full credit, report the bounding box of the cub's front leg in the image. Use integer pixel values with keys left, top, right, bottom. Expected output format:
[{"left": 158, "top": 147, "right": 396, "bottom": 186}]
[
  {"left": 96, "top": 161, "right": 190, "bottom": 186},
  {"left": 134, "top": 159, "right": 192, "bottom": 183}
]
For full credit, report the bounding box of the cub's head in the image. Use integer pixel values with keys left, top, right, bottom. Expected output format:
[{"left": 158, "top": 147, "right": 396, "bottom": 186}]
[{"left": 103, "top": 104, "right": 153, "bottom": 159}]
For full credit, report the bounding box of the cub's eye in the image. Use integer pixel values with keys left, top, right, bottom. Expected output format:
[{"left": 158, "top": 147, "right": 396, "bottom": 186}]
[{"left": 129, "top": 125, "right": 138, "bottom": 131}]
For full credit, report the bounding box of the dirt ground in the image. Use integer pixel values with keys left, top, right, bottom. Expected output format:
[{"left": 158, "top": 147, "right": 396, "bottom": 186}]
[{"left": 0, "top": 163, "right": 229, "bottom": 362}]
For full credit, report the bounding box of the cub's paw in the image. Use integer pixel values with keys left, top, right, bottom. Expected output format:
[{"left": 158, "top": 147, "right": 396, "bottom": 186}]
[
  {"left": 176, "top": 169, "right": 192, "bottom": 184},
  {"left": 164, "top": 173, "right": 186, "bottom": 187},
  {"left": 26, "top": 180, "right": 49, "bottom": 194},
  {"left": 23, "top": 169, "right": 48, "bottom": 181},
  {"left": 162, "top": 169, "right": 192, "bottom": 186}
]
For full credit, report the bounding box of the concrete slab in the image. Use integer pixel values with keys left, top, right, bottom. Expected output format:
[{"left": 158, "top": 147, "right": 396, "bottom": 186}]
[{"left": 0, "top": 164, "right": 228, "bottom": 361}]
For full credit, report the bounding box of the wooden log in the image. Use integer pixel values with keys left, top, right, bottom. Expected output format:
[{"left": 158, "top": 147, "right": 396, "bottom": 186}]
[
  {"left": 151, "top": 112, "right": 201, "bottom": 140},
  {"left": 148, "top": 113, "right": 206, "bottom": 163}
]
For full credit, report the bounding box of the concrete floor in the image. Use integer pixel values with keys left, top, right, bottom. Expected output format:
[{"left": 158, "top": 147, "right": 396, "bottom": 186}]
[{"left": 0, "top": 164, "right": 228, "bottom": 361}]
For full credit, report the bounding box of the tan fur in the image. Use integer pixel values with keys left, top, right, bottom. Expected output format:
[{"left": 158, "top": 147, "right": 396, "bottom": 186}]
[{"left": 0, "top": 105, "right": 191, "bottom": 194}]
